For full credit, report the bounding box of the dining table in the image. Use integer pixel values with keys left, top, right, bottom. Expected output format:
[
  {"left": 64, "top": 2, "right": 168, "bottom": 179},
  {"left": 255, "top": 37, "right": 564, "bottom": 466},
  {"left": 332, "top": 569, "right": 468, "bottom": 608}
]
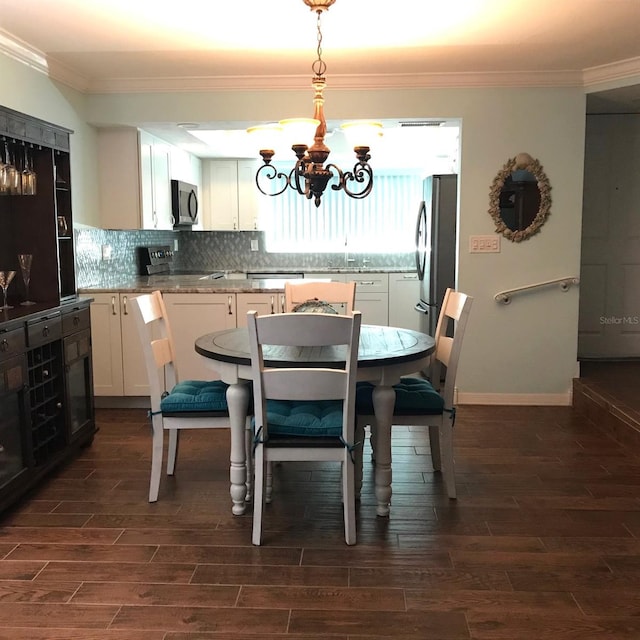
[{"left": 195, "top": 323, "right": 435, "bottom": 517}]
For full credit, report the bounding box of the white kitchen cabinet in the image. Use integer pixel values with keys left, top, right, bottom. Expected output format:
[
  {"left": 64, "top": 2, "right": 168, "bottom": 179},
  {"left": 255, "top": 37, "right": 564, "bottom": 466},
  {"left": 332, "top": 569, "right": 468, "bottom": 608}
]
[
  {"left": 303, "top": 272, "right": 389, "bottom": 324},
  {"left": 90, "top": 293, "right": 149, "bottom": 396},
  {"left": 202, "top": 159, "right": 260, "bottom": 230},
  {"left": 163, "top": 293, "right": 237, "bottom": 381},
  {"left": 236, "top": 292, "right": 285, "bottom": 326},
  {"left": 98, "top": 128, "right": 174, "bottom": 230},
  {"left": 388, "top": 272, "right": 421, "bottom": 331}
]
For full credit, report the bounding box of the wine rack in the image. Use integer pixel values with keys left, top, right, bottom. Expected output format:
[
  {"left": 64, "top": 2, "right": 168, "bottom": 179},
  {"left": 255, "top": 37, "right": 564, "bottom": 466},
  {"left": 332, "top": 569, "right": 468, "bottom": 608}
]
[{"left": 27, "top": 341, "right": 65, "bottom": 466}]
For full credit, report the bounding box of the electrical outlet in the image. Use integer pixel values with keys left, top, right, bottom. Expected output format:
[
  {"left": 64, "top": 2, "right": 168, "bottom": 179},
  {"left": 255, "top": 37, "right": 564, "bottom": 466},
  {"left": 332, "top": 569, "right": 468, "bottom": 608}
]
[
  {"left": 250, "top": 239, "right": 259, "bottom": 252},
  {"left": 101, "top": 244, "right": 112, "bottom": 261},
  {"left": 469, "top": 235, "right": 500, "bottom": 253},
  {"left": 173, "top": 238, "right": 179, "bottom": 251}
]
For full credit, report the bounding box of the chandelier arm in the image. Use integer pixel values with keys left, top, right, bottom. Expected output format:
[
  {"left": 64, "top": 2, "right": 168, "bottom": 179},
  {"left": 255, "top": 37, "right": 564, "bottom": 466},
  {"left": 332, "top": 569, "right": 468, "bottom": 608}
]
[
  {"left": 255, "top": 163, "right": 291, "bottom": 198},
  {"left": 290, "top": 161, "right": 310, "bottom": 197},
  {"left": 326, "top": 162, "right": 374, "bottom": 199}
]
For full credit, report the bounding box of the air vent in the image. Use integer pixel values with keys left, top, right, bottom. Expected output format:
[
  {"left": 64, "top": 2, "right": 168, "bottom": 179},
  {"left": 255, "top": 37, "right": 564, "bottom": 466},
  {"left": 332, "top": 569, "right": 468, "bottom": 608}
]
[{"left": 400, "top": 121, "right": 445, "bottom": 127}]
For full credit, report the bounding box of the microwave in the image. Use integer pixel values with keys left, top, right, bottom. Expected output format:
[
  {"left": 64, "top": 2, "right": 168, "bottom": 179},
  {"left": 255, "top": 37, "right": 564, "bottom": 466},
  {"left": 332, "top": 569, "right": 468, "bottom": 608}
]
[{"left": 171, "top": 180, "right": 199, "bottom": 227}]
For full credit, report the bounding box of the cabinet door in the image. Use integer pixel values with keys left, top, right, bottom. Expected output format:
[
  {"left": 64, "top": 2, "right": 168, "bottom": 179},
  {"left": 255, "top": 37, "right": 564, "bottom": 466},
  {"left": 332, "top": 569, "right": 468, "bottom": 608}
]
[
  {"left": 236, "top": 292, "right": 284, "bottom": 327},
  {"left": 346, "top": 273, "right": 389, "bottom": 326},
  {"left": 90, "top": 293, "right": 124, "bottom": 396},
  {"left": 97, "top": 128, "right": 142, "bottom": 230},
  {"left": 119, "top": 293, "right": 150, "bottom": 396},
  {"left": 152, "top": 140, "right": 173, "bottom": 229},
  {"left": 237, "top": 160, "right": 260, "bottom": 230},
  {"left": 140, "top": 133, "right": 172, "bottom": 230},
  {"left": 163, "top": 293, "right": 237, "bottom": 381},
  {"left": 388, "top": 273, "right": 421, "bottom": 331},
  {"left": 203, "top": 160, "right": 239, "bottom": 230}
]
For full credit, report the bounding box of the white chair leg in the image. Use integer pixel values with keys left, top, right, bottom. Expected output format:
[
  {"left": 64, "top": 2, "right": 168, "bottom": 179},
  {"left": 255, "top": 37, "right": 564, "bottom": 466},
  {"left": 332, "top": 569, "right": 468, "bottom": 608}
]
[
  {"left": 343, "top": 457, "right": 356, "bottom": 545},
  {"left": 244, "top": 428, "right": 253, "bottom": 503},
  {"left": 149, "top": 417, "right": 164, "bottom": 503},
  {"left": 252, "top": 445, "right": 265, "bottom": 546},
  {"left": 428, "top": 424, "right": 442, "bottom": 471},
  {"left": 167, "top": 428, "right": 179, "bottom": 475},
  {"left": 439, "top": 421, "right": 456, "bottom": 499}
]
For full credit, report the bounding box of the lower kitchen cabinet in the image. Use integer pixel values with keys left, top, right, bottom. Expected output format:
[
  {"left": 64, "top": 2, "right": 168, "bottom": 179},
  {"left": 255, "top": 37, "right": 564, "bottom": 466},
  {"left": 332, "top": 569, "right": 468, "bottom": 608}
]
[
  {"left": 0, "top": 300, "right": 96, "bottom": 514},
  {"left": 90, "top": 293, "right": 148, "bottom": 396},
  {"left": 388, "top": 272, "right": 421, "bottom": 331},
  {"left": 236, "top": 292, "right": 284, "bottom": 326},
  {"left": 306, "top": 273, "right": 389, "bottom": 325},
  {"left": 163, "top": 293, "right": 237, "bottom": 381}
]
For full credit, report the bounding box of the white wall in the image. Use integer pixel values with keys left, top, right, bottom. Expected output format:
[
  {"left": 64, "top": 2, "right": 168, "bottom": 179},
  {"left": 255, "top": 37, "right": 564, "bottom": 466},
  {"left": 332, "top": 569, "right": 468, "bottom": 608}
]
[
  {"left": 0, "top": 55, "right": 101, "bottom": 228},
  {"left": 3, "top": 56, "right": 587, "bottom": 403}
]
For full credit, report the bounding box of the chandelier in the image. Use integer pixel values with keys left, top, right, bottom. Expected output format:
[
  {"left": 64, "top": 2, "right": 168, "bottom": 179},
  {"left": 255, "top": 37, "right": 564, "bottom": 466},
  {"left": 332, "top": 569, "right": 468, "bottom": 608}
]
[{"left": 247, "top": 0, "right": 382, "bottom": 207}]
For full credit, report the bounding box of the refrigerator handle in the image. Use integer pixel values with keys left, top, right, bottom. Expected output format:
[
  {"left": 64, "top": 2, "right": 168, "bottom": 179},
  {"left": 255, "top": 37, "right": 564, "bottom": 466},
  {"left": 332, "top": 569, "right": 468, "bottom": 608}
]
[{"left": 414, "top": 300, "right": 432, "bottom": 314}]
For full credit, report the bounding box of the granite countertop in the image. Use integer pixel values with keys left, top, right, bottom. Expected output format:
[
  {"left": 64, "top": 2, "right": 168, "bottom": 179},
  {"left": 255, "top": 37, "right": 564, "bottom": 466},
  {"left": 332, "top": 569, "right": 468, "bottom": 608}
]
[
  {"left": 78, "top": 275, "right": 314, "bottom": 294},
  {"left": 78, "top": 268, "right": 415, "bottom": 294}
]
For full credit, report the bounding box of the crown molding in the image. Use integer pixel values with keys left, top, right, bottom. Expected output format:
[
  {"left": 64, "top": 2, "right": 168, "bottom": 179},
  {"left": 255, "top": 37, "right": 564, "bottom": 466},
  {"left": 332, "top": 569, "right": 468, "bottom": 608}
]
[
  {"left": 582, "top": 56, "right": 640, "bottom": 87},
  {"left": 57, "top": 69, "right": 585, "bottom": 94},
  {"left": 0, "top": 29, "right": 48, "bottom": 74},
  {"left": 1, "top": 27, "right": 638, "bottom": 95}
]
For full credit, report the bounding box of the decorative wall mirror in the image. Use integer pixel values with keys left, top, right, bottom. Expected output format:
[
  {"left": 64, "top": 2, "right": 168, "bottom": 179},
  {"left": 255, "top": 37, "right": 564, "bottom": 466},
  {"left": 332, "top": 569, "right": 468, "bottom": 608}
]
[{"left": 488, "top": 152, "right": 552, "bottom": 242}]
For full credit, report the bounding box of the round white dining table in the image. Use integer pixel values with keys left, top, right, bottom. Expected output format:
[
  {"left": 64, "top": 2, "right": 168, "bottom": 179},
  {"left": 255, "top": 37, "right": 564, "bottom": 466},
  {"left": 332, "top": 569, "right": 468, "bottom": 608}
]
[{"left": 195, "top": 323, "right": 435, "bottom": 517}]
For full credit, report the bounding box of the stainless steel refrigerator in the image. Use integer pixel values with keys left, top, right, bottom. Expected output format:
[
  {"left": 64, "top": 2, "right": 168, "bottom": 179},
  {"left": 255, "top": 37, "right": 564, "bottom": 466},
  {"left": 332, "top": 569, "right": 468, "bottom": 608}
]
[{"left": 415, "top": 174, "right": 458, "bottom": 336}]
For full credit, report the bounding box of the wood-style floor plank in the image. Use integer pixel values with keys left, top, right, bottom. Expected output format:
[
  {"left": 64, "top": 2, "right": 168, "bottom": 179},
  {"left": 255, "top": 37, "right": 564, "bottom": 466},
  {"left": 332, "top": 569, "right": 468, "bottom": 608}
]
[{"left": 0, "top": 400, "right": 639, "bottom": 639}]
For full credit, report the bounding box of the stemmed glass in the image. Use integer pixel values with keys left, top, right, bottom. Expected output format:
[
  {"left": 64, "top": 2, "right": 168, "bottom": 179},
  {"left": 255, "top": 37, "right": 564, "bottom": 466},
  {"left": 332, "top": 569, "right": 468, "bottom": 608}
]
[
  {"left": 21, "top": 146, "right": 37, "bottom": 196},
  {"left": 0, "top": 270, "right": 16, "bottom": 309},
  {"left": 18, "top": 254, "right": 35, "bottom": 305}
]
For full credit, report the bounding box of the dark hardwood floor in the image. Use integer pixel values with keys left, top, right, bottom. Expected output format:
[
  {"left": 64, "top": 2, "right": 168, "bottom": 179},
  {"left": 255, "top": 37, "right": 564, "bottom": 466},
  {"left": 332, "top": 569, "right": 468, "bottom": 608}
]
[{"left": 1, "top": 401, "right": 640, "bottom": 639}]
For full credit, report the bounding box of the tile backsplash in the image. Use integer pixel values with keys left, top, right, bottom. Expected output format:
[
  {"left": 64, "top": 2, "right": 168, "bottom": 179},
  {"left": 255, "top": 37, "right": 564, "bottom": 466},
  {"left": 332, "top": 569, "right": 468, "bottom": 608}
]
[{"left": 75, "top": 228, "right": 414, "bottom": 288}]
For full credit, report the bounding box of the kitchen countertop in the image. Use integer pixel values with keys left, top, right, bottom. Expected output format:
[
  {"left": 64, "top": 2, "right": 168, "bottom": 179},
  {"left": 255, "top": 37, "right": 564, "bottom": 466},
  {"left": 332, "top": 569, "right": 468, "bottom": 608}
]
[
  {"left": 78, "top": 275, "right": 317, "bottom": 294},
  {"left": 78, "top": 269, "right": 414, "bottom": 295}
]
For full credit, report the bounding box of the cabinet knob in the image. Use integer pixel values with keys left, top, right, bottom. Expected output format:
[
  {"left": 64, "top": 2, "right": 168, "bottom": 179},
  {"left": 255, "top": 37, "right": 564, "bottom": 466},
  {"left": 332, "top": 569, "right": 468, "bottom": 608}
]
[
  {"left": 42, "top": 325, "right": 50, "bottom": 337},
  {"left": 0, "top": 339, "right": 7, "bottom": 352},
  {"left": 56, "top": 402, "right": 63, "bottom": 410},
  {"left": 73, "top": 315, "right": 80, "bottom": 326}
]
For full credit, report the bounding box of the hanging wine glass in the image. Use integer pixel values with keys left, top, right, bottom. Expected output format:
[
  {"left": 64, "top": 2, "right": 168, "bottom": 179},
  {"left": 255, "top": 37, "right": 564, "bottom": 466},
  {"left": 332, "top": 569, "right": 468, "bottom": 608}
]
[
  {"left": 21, "top": 145, "right": 37, "bottom": 196},
  {"left": 0, "top": 270, "right": 16, "bottom": 309},
  {"left": 18, "top": 254, "right": 35, "bottom": 305},
  {"left": 0, "top": 140, "right": 11, "bottom": 195},
  {"left": 2, "top": 142, "right": 20, "bottom": 195}
]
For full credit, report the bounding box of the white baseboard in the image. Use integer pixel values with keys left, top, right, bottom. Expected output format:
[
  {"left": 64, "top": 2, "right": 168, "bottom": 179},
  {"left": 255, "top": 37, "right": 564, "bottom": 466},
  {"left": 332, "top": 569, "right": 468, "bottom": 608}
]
[{"left": 457, "top": 391, "right": 573, "bottom": 406}]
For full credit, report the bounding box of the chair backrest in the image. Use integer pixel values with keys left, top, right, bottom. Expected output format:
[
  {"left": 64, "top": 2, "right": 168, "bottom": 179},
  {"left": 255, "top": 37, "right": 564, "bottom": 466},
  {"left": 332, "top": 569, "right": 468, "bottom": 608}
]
[
  {"left": 284, "top": 280, "right": 356, "bottom": 314},
  {"left": 132, "top": 290, "right": 179, "bottom": 413},
  {"left": 430, "top": 289, "right": 473, "bottom": 407},
  {"left": 247, "top": 310, "right": 362, "bottom": 440}
]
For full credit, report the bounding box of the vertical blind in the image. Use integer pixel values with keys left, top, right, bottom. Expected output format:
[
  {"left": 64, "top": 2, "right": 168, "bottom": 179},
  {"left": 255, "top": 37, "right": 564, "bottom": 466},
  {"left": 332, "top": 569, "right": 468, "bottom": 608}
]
[{"left": 259, "top": 173, "right": 422, "bottom": 253}]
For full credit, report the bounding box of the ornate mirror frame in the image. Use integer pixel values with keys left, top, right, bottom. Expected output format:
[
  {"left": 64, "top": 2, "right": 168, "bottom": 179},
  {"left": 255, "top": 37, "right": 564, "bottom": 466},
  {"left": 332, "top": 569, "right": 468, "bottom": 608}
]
[{"left": 488, "top": 152, "right": 552, "bottom": 242}]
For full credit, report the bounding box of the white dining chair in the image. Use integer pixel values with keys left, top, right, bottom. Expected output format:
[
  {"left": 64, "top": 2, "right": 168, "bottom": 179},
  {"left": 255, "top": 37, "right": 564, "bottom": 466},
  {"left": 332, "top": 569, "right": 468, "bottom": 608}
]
[
  {"left": 355, "top": 288, "right": 473, "bottom": 499},
  {"left": 132, "top": 290, "right": 252, "bottom": 502},
  {"left": 247, "top": 309, "right": 362, "bottom": 545},
  {"left": 284, "top": 280, "right": 356, "bottom": 314}
]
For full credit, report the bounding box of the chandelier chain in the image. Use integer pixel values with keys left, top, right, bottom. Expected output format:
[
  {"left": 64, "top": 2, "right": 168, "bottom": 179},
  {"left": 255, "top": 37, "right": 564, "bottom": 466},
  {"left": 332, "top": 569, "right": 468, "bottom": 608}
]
[{"left": 312, "top": 10, "right": 327, "bottom": 78}]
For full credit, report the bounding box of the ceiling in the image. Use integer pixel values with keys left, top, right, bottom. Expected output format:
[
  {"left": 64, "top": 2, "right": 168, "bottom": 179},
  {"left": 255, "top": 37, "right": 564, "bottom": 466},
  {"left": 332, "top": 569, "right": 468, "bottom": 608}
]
[{"left": 1, "top": 0, "right": 639, "bottom": 162}]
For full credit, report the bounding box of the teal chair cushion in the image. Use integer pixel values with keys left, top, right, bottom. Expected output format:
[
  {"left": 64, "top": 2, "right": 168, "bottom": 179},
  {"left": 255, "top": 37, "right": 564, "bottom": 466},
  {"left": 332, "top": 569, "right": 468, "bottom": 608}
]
[
  {"left": 255, "top": 399, "right": 344, "bottom": 437},
  {"left": 161, "top": 380, "right": 229, "bottom": 415},
  {"left": 356, "top": 377, "right": 445, "bottom": 416}
]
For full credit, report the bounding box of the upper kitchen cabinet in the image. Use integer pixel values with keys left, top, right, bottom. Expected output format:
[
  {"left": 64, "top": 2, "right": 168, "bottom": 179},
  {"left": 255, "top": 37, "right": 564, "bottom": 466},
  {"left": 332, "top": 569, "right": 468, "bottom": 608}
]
[
  {"left": 201, "top": 159, "right": 260, "bottom": 231},
  {"left": 97, "top": 128, "right": 177, "bottom": 230},
  {"left": 0, "top": 105, "right": 75, "bottom": 306}
]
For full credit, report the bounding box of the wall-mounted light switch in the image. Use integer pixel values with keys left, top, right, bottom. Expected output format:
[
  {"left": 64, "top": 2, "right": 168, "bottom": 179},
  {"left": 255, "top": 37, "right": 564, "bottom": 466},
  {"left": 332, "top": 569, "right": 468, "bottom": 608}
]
[
  {"left": 101, "top": 244, "right": 112, "bottom": 260},
  {"left": 250, "top": 239, "right": 259, "bottom": 252},
  {"left": 469, "top": 235, "right": 500, "bottom": 253},
  {"left": 173, "top": 238, "right": 179, "bottom": 251}
]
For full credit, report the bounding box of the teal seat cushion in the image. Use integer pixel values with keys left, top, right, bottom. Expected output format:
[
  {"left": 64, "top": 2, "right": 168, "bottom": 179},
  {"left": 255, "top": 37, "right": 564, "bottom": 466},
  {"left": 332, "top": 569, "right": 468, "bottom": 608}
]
[
  {"left": 356, "top": 377, "right": 445, "bottom": 416},
  {"left": 161, "top": 380, "right": 229, "bottom": 415},
  {"left": 255, "top": 399, "right": 344, "bottom": 437}
]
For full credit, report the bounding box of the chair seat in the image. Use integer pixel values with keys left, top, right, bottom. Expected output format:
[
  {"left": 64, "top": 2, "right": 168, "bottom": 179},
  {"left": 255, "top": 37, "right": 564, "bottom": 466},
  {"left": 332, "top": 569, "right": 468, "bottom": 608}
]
[
  {"left": 356, "top": 378, "right": 444, "bottom": 416},
  {"left": 160, "top": 380, "right": 230, "bottom": 415},
  {"left": 254, "top": 399, "right": 344, "bottom": 437}
]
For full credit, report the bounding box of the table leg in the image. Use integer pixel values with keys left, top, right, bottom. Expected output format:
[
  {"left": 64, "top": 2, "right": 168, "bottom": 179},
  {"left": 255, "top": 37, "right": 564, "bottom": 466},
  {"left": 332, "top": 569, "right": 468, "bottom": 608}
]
[
  {"left": 226, "top": 382, "right": 250, "bottom": 515},
  {"left": 371, "top": 384, "right": 395, "bottom": 517}
]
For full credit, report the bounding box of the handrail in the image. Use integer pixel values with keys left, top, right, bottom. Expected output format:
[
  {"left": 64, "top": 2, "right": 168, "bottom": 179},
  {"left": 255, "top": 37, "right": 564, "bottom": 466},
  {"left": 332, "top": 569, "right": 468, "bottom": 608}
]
[{"left": 494, "top": 276, "right": 579, "bottom": 305}]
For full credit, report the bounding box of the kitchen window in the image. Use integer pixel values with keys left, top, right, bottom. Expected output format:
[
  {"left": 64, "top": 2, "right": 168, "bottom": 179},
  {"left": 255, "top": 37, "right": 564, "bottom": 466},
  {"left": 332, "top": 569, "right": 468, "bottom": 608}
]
[{"left": 260, "top": 173, "right": 422, "bottom": 253}]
